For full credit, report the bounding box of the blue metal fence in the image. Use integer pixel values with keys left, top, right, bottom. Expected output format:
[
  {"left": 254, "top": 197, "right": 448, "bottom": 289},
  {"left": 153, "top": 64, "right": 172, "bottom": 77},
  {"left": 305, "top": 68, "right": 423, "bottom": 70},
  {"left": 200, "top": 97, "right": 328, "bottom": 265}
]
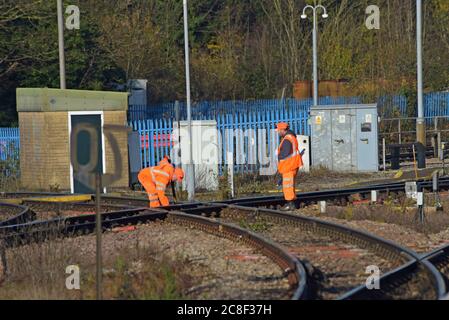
[
  {"left": 0, "top": 127, "right": 20, "bottom": 162},
  {"left": 425, "top": 92, "right": 449, "bottom": 117},
  {"left": 216, "top": 109, "right": 309, "bottom": 174},
  {"left": 129, "top": 96, "right": 364, "bottom": 121},
  {"left": 130, "top": 108, "right": 310, "bottom": 174},
  {"left": 2, "top": 92, "right": 449, "bottom": 175},
  {"left": 130, "top": 119, "right": 174, "bottom": 168}
]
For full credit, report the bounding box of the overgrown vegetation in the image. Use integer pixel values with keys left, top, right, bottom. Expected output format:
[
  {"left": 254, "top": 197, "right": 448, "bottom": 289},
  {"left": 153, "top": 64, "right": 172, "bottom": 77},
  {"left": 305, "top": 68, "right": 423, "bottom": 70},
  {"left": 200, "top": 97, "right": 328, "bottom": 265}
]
[
  {"left": 325, "top": 202, "right": 449, "bottom": 234},
  {"left": 0, "top": 153, "right": 20, "bottom": 192},
  {"left": 1, "top": 1, "right": 449, "bottom": 126},
  {"left": 0, "top": 237, "right": 191, "bottom": 300}
]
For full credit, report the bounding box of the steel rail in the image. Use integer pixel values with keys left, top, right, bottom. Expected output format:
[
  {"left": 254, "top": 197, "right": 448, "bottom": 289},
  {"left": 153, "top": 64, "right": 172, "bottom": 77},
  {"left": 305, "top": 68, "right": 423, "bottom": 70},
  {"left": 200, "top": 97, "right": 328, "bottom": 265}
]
[
  {"left": 83, "top": 177, "right": 449, "bottom": 212},
  {"left": 179, "top": 203, "right": 446, "bottom": 300},
  {"left": 168, "top": 212, "right": 309, "bottom": 300},
  {"left": 420, "top": 243, "right": 449, "bottom": 299},
  {"left": 339, "top": 259, "right": 446, "bottom": 300},
  {"left": 0, "top": 203, "right": 35, "bottom": 227},
  {"left": 0, "top": 206, "right": 309, "bottom": 300},
  {"left": 217, "top": 177, "right": 449, "bottom": 208}
]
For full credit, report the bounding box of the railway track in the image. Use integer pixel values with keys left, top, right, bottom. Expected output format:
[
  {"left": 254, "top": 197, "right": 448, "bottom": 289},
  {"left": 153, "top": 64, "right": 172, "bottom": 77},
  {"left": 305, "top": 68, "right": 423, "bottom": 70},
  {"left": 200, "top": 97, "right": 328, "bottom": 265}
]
[
  {"left": 421, "top": 243, "right": 449, "bottom": 297},
  {"left": 0, "top": 200, "right": 307, "bottom": 300},
  {"left": 178, "top": 203, "right": 445, "bottom": 300},
  {"left": 0, "top": 203, "right": 34, "bottom": 227},
  {"left": 220, "top": 177, "right": 449, "bottom": 209},
  {"left": 1, "top": 176, "right": 449, "bottom": 300}
]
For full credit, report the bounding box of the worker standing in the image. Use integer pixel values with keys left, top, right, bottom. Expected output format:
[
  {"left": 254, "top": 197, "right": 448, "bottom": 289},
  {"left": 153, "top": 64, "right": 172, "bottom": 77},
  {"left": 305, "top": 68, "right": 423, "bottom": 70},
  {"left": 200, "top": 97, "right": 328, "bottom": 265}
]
[
  {"left": 138, "top": 156, "right": 184, "bottom": 208},
  {"left": 276, "top": 123, "right": 303, "bottom": 211}
]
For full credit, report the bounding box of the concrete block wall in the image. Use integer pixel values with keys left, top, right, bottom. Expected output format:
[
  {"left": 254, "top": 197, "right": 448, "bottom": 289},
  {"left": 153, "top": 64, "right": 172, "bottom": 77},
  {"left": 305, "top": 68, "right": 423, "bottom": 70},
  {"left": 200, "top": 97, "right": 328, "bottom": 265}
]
[
  {"left": 19, "top": 111, "right": 129, "bottom": 191},
  {"left": 19, "top": 112, "right": 70, "bottom": 190}
]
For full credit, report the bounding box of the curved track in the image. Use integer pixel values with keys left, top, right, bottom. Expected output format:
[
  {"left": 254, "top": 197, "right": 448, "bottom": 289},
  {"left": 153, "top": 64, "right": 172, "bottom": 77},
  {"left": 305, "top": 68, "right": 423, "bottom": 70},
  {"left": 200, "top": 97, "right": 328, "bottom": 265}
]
[
  {"left": 0, "top": 199, "right": 307, "bottom": 300},
  {"left": 1, "top": 177, "right": 449, "bottom": 300},
  {"left": 180, "top": 203, "right": 445, "bottom": 299}
]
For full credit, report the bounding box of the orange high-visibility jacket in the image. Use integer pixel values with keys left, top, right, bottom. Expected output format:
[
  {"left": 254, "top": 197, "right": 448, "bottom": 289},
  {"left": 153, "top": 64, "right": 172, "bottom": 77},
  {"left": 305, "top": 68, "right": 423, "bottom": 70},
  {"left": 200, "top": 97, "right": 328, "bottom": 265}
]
[
  {"left": 142, "top": 158, "right": 175, "bottom": 192},
  {"left": 277, "top": 132, "right": 303, "bottom": 174}
]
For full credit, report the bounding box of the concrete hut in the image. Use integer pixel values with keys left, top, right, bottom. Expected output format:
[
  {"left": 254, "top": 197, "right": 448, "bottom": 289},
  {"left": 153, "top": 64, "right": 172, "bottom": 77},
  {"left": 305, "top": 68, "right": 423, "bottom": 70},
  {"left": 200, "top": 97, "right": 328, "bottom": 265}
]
[{"left": 16, "top": 88, "right": 129, "bottom": 193}]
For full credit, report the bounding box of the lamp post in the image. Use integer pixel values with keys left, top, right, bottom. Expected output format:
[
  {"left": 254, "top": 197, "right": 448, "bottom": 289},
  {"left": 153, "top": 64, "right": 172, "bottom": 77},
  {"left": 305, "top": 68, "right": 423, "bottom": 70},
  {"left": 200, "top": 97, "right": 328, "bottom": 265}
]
[
  {"left": 301, "top": 1, "right": 328, "bottom": 107},
  {"left": 183, "top": 0, "right": 195, "bottom": 200}
]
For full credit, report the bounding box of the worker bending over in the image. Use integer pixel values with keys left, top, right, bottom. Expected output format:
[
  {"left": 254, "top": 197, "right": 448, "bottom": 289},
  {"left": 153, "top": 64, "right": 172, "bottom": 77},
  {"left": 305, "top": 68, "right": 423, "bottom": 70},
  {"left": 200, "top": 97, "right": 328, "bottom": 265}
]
[
  {"left": 138, "top": 156, "right": 184, "bottom": 208},
  {"left": 276, "top": 122, "right": 303, "bottom": 211}
]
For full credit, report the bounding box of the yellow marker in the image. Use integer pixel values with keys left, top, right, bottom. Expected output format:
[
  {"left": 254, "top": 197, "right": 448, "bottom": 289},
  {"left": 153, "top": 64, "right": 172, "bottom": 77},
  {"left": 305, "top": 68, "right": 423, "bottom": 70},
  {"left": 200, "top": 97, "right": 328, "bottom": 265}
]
[
  {"left": 394, "top": 169, "right": 403, "bottom": 179},
  {"left": 0, "top": 199, "right": 23, "bottom": 205},
  {"left": 23, "top": 195, "right": 92, "bottom": 203}
]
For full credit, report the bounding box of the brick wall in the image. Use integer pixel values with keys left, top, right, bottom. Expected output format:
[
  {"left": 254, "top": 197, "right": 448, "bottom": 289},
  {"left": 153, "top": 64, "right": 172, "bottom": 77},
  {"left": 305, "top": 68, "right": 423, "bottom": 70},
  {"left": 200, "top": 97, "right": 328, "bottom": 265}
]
[
  {"left": 19, "top": 112, "right": 70, "bottom": 190},
  {"left": 44, "top": 112, "right": 70, "bottom": 189},
  {"left": 18, "top": 110, "right": 128, "bottom": 191}
]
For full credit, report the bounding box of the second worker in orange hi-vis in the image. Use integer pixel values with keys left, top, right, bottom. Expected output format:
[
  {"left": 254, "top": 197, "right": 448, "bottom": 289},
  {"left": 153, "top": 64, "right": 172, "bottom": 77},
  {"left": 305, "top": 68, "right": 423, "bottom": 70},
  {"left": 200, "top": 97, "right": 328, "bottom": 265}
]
[
  {"left": 138, "top": 156, "right": 185, "bottom": 208},
  {"left": 276, "top": 122, "right": 303, "bottom": 211}
]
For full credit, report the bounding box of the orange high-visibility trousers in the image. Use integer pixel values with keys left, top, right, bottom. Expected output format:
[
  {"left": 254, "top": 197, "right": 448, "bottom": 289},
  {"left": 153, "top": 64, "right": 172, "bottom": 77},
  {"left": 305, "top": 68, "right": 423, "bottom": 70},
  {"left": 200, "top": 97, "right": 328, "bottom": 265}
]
[
  {"left": 282, "top": 170, "right": 298, "bottom": 201},
  {"left": 138, "top": 169, "right": 170, "bottom": 208}
]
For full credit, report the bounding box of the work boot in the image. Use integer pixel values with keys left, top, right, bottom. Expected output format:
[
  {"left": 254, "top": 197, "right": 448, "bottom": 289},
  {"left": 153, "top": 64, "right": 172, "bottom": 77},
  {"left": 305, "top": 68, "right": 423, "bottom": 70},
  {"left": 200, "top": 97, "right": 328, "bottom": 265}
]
[{"left": 280, "top": 201, "right": 296, "bottom": 211}]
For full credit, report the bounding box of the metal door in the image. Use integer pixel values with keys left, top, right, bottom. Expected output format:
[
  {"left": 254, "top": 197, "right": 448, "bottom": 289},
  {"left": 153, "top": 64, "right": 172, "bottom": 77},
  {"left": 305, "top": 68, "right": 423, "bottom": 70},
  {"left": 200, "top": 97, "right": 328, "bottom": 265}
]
[
  {"left": 331, "top": 109, "right": 354, "bottom": 171},
  {"left": 311, "top": 110, "right": 332, "bottom": 169},
  {"left": 356, "top": 108, "right": 379, "bottom": 171},
  {"left": 71, "top": 114, "right": 103, "bottom": 194}
]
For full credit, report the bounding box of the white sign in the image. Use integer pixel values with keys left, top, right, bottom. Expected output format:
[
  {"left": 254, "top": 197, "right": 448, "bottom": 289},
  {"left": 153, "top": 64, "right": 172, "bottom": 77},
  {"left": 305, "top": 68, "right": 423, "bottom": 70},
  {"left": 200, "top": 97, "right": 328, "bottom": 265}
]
[
  {"left": 339, "top": 115, "right": 346, "bottom": 124},
  {"left": 365, "top": 114, "right": 373, "bottom": 123}
]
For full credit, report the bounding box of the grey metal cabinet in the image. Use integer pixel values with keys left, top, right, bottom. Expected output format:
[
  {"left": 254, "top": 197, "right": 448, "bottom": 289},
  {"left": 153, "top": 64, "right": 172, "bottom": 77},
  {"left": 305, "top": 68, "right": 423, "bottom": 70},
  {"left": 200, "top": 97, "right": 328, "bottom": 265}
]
[{"left": 310, "top": 104, "right": 378, "bottom": 172}]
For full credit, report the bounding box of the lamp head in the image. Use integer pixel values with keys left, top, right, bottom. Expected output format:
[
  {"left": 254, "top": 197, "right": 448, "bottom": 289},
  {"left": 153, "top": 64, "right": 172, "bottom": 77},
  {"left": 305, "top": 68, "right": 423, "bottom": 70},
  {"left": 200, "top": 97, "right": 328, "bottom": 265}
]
[
  {"left": 301, "top": 14, "right": 307, "bottom": 19},
  {"left": 322, "top": 13, "right": 328, "bottom": 18}
]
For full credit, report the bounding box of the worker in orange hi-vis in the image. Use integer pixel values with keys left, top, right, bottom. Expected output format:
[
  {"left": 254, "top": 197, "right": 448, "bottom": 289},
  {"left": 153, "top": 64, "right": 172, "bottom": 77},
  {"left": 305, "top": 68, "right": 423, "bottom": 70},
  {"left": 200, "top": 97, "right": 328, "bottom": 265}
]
[
  {"left": 276, "top": 122, "right": 304, "bottom": 211},
  {"left": 138, "top": 156, "right": 185, "bottom": 208}
]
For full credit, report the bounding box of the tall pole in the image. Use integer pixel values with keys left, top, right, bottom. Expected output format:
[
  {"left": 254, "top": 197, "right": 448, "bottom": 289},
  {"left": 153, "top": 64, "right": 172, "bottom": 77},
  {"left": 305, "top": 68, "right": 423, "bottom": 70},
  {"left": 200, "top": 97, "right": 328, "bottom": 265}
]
[
  {"left": 183, "top": 0, "right": 195, "bottom": 200},
  {"left": 57, "top": 0, "right": 66, "bottom": 89},
  {"left": 302, "top": 3, "right": 327, "bottom": 107},
  {"left": 416, "top": 0, "right": 425, "bottom": 145},
  {"left": 312, "top": 8, "right": 318, "bottom": 106},
  {"left": 95, "top": 173, "right": 102, "bottom": 300}
]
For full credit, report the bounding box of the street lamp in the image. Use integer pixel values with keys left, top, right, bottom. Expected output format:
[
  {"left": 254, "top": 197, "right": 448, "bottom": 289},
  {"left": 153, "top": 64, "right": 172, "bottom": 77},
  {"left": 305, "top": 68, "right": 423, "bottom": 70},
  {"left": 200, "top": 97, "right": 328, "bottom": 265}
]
[{"left": 301, "top": 2, "right": 328, "bottom": 107}]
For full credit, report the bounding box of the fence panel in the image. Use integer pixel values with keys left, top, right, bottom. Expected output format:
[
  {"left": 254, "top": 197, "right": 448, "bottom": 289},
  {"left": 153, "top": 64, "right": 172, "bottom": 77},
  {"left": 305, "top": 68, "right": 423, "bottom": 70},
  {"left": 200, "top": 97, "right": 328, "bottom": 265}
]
[
  {"left": 131, "top": 119, "right": 173, "bottom": 169},
  {"left": 0, "top": 128, "right": 20, "bottom": 162},
  {"left": 4, "top": 92, "right": 449, "bottom": 178},
  {"left": 129, "top": 95, "right": 370, "bottom": 121},
  {"left": 131, "top": 109, "right": 309, "bottom": 175}
]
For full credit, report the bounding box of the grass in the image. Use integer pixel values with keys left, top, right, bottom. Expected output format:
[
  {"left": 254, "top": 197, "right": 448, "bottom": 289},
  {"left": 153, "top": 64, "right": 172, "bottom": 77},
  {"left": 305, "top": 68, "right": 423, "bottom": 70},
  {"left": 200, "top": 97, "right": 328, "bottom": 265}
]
[
  {"left": 325, "top": 203, "right": 449, "bottom": 234},
  {"left": 0, "top": 236, "right": 192, "bottom": 300},
  {"left": 0, "top": 157, "right": 20, "bottom": 192},
  {"left": 238, "top": 219, "right": 271, "bottom": 233}
]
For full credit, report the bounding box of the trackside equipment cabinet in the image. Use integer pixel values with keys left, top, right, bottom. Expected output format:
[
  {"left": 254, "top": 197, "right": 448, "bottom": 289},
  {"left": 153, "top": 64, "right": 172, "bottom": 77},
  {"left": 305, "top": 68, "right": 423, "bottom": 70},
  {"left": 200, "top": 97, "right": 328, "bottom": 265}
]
[{"left": 310, "top": 104, "right": 379, "bottom": 172}]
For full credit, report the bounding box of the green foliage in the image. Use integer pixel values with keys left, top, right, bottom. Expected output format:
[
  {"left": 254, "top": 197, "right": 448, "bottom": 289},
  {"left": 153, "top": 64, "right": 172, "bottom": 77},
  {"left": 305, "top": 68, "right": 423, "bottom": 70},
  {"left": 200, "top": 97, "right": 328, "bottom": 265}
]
[{"left": 1, "top": 0, "right": 449, "bottom": 125}]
